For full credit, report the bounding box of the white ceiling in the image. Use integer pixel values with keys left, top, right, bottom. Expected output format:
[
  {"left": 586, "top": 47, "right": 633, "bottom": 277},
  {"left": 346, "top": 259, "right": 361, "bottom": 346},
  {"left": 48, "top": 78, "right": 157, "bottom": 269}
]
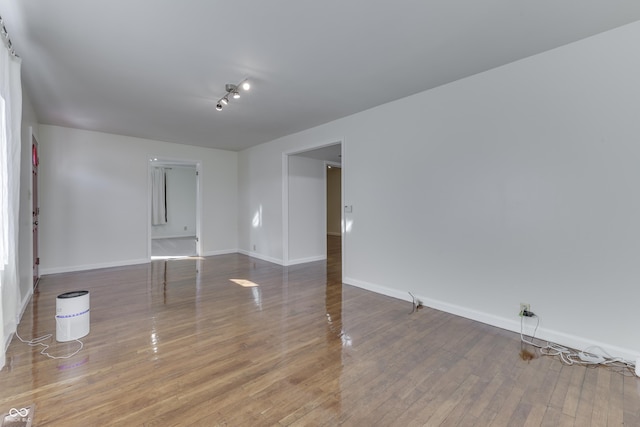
[{"left": 2, "top": 1, "right": 640, "bottom": 152}]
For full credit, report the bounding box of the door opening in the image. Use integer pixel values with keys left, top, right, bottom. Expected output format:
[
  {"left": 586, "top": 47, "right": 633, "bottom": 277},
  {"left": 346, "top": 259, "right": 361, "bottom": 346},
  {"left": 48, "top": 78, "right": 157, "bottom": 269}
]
[
  {"left": 149, "top": 160, "right": 200, "bottom": 259},
  {"left": 326, "top": 163, "right": 342, "bottom": 258},
  {"left": 283, "top": 141, "right": 343, "bottom": 271}
]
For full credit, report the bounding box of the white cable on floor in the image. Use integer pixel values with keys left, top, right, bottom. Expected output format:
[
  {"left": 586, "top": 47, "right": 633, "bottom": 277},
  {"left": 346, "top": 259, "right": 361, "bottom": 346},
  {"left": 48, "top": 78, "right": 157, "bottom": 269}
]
[
  {"left": 520, "top": 312, "right": 636, "bottom": 375},
  {"left": 14, "top": 316, "right": 84, "bottom": 360}
]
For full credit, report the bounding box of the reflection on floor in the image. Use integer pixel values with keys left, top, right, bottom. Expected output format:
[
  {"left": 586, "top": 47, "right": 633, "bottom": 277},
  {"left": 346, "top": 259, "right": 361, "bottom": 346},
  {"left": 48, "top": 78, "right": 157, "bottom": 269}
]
[
  {"left": 151, "top": 236, "right": 197, "bottom": 258},
  {"left": 4, "top": 235, "right": 639, "bottom": 425}
]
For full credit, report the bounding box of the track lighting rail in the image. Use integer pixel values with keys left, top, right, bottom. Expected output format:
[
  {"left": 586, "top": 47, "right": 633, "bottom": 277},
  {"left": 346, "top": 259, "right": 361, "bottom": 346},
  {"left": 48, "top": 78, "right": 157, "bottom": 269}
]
[{"left": 216, "top": 78, "right": 251, "bottom": 111}]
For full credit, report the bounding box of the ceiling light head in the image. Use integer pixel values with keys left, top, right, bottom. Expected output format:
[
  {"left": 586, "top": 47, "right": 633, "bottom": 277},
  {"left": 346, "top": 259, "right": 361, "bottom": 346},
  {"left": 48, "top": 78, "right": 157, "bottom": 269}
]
[{"left": 217, "top": 78, "right": 251, "bottom": 113}]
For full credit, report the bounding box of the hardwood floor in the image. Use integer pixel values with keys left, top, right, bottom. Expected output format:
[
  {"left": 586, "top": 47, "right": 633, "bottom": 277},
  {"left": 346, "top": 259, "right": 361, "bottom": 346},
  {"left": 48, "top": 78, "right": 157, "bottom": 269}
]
[{"left": 1, "top": 236, "right": 639, "bottom": 425}]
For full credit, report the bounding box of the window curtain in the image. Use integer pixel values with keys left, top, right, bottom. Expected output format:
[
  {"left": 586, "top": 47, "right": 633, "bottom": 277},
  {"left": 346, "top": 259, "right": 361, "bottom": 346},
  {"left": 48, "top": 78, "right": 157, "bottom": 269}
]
[
  {"left": 0, "top": 34, "right": 22, "bottom": 370},
  {"left": 151, "top": 167, "right": 167, "bottom": 225}
]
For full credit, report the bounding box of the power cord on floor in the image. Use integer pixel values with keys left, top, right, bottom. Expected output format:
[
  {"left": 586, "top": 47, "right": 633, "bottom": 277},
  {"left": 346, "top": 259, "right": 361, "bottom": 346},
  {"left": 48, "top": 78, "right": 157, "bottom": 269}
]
[
  {"left": 520, "top": 312, "right": 636, "bottom": 376},
  {"left": 15, "top": 317, "right": 84, "bottom": 360}
]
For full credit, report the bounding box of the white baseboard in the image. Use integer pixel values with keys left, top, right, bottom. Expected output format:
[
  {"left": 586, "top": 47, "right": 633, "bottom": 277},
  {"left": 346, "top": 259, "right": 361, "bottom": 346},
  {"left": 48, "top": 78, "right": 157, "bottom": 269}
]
[
  {"left": 201, "top": 249, "right": 238, "bottom": 257},
  {"left": 287, "top": 255, "right": 326, "bottom": 266},
  {"left": 3, "top": 322, "right": 16, "bottom": 360},
  {"left": 151, "top": 235, "right": 196, "bottom": 240},
  {"left": 40, "top": 258, "right": 150, "bottom": 275},
  {"left": 343, "top": 276, "right": 639, "bottom": 362},
  {"left": 3, "top": 330, "right": 12, "bottom": 355},
  {"left": 39, "top": 249, "right": 278, "bottom": 275},
  {"left": 237, "top": 249, "right": 283, "bottom": 265},
  {"left": 18, "top": 289, "right": 33, "bottom": 324},
  {"left": 2, "top": 289, "right": 35, "bottom": 369},
  {"left": 4, "top": 327, "right": 13, "bottom": 350},
  {"left": 344, "top": 276, "right": 412, "bottom": 302}
]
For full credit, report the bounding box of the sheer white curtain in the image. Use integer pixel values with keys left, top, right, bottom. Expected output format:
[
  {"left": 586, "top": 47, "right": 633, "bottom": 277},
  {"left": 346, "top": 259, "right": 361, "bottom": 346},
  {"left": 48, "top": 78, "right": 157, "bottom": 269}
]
[
  {"left": 151, "top": 167, "right": 167, "bottom": 225},
  {"left": 0, "top": 33, "right": 22, "bottom": 370}
]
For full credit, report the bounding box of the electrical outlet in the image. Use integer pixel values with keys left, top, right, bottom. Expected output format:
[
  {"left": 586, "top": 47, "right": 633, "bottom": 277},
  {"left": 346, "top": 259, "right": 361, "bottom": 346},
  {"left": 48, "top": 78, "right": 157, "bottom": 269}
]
[{"left": 519, "top": 303, "right": 530, "bottom": 317}]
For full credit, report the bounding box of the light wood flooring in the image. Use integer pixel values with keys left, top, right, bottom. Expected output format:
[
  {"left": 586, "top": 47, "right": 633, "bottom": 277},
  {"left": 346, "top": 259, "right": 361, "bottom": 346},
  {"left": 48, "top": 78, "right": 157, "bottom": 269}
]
[{"left": 1, "top": 236, "right": 639, "bottom": 425}]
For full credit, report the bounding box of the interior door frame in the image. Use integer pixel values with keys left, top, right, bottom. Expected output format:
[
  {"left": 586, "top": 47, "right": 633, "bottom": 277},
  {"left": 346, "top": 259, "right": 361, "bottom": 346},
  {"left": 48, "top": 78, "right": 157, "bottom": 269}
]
[
  {"left": 32, "top": 133, "right": 40, "bottom": 288},
  {"left": 282, "top": 139, "right": 344, "bottom": 274},
  {"left": 147, "top": 157, "right": 202, "bottom": 258},
  {"left": 324, "top": 161, "right": 342, "bottom": 242}
]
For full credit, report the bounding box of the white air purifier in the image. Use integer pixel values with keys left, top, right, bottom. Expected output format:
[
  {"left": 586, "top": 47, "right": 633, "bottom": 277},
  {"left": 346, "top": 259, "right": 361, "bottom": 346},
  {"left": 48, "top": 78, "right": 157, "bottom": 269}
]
[{"left": 56, "top": 290, "right": 90, "bottom": 342}]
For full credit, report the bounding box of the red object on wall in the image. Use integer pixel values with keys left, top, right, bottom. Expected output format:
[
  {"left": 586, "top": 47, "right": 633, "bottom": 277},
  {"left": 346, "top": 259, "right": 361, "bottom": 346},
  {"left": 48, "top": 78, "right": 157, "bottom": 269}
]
[{"left": 32, "top": 142, "right": 39, "bottom": 166}]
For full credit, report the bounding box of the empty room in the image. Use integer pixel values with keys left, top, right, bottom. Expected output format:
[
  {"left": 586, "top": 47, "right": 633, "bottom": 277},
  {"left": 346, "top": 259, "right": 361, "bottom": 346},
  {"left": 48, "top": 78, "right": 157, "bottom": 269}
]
[{"left": 1, "top": 1, "right": 640, "bottom": 425}]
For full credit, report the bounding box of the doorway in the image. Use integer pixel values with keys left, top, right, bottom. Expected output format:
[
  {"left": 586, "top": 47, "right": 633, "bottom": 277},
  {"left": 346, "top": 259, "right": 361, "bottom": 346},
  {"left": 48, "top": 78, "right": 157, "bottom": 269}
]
[
  {"left": 326, "top": 164, "right": 342, "bottom": 238},
  {"left": 325, "top": 162, "right": 342, "bottom": 262},
  {"left": 149, "top": 159, "right": 200, "bottom": 259},
  {"left": 283, "top": 141, "right": 343, "bottom": 269}
]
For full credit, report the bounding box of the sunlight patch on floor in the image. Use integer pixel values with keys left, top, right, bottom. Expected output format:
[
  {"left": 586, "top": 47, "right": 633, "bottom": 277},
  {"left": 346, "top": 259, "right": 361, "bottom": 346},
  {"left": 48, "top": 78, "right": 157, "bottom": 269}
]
[{"left": 230, "top": 279, "right": 260, "bottom": 287}]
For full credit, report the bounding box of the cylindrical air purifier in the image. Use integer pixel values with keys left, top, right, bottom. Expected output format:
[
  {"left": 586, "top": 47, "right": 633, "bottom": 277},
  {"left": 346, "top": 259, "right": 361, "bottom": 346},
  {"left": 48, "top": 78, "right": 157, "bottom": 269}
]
[{"left": 56, "top": 290, "right": 90, "bottom": 342}]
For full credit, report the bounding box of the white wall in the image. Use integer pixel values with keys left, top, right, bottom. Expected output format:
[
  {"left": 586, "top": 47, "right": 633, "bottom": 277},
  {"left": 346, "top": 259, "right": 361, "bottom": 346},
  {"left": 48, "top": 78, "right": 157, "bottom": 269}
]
[
  {"left": 238, "top": 141, "right": 285, "bottom": 264},
  {"left": 288, "top": 155, "right": 325, "bottom": 264},
  {"left": 38, "top": 125, "right": 238, "bottom": 273},
  {"left": 151, "top": 166, "right": 197, "bottom": 239},
  {"left": 238, "top": 22, "right": 640, "bottom": 359}
]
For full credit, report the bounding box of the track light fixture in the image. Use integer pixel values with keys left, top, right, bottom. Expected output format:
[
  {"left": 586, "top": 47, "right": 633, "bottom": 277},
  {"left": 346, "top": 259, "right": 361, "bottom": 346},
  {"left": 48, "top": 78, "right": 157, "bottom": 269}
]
[{"left": 216, "top": 79, "right": 251, "bottom": 111}]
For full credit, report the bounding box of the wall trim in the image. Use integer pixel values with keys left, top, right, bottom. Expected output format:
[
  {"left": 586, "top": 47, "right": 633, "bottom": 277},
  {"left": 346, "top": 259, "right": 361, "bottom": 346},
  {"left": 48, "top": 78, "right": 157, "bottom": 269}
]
[
  {"left": 343, "top": 276, "right": 639, "bottom": 361},
  {"left": 200, "top": 249, "right": 238, "bottom": 257},
  {"left": 287, "top": 255, "right": 327, "bottom": 266},
  {"left": 237, "top": 249, "right": 283, "bottom": 266},
  {"left": 151, "top": 234, "right": 197, "bottom": 240},
  {"left": 39, "top": 249, "right": 279, "bottom": 275},
  {"left": 40, "top": 258, "right": 150, "bottom": 275},
  {"left": 4, "top": 332, "right": 13, "bottom": 355},
  {"left": 344, "top": 276, "right": 413, "bottom": 302},
  {"left": 18, "top": 289, "right": 33, "bottom": 324}
]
